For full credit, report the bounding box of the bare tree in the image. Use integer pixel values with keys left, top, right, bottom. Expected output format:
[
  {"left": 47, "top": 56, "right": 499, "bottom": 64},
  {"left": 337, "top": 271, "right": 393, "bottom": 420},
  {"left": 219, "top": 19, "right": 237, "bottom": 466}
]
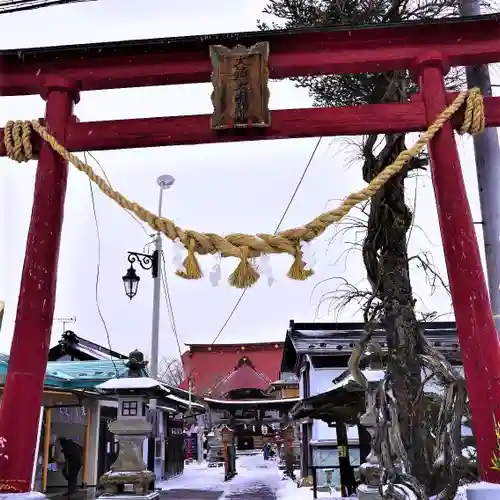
[
  {"left": 158, "top": 357, "right": 184, "bottom": 386},
  {"left": 259, "top": 1, "right": 475, "bottom": 497}
]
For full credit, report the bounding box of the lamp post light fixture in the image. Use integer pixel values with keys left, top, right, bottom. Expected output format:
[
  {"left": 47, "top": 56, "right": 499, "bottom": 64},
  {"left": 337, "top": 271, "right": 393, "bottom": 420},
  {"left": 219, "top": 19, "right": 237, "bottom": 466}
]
[{"left": 122, "top": 251, "right": 159, "bottom": 300}]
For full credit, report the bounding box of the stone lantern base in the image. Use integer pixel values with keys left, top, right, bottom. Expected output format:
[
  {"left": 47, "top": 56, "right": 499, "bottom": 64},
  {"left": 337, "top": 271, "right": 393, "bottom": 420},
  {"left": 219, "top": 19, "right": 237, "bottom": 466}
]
[
  {"left": 98, "top": 420, "right": 159, "bottom": 500},
  {"left": 100, "top": 469, "right": 158, "bottom": 500}
]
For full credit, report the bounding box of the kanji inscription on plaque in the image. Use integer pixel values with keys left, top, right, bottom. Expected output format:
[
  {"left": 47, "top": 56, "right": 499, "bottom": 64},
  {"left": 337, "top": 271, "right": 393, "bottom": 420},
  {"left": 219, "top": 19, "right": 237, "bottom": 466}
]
[{"left": 210, "top": 42, "right": 271, "bottom": 130}]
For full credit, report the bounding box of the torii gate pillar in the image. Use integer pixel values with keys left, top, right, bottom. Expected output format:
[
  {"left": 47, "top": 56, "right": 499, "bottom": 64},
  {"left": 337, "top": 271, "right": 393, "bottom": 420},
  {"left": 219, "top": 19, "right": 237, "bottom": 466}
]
[
  {"left": 0, "top": 77, "right": 79, "bottom": 492},
  {"left": 416, "top": 53, "right": 500, "bottom": 482}
]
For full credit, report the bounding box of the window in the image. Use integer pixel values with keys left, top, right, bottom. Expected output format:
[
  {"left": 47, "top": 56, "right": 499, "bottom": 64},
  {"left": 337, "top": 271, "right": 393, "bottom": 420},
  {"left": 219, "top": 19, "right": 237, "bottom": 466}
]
[
  {"left": 311, "top": 355, "right": 349, "bottom": 368},
  {"left": 122, "top": 400, "right": 138, "bottom": 416}
]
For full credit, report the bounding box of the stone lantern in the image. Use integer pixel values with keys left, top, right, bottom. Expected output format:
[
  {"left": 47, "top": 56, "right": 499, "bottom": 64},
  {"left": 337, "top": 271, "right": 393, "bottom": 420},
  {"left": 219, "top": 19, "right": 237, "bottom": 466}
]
[
  {"left": 357, "top": 346, "right": 386, "bottom": 500},
  {"left": 206, "top": 429, "right": 224, "bottom": 467},
  {"left": 96, "top": 350, "right": 168, "bottom": 500}
]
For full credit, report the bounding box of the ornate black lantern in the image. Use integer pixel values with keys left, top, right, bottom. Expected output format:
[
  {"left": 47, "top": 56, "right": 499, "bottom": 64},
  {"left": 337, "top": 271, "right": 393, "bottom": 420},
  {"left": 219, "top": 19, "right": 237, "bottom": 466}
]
[
  {"left": 122, "top": 266, "right": 140, "bottom": 300},
  {"left": 122, "top": 251, "right": 158, "bottom": 300}
]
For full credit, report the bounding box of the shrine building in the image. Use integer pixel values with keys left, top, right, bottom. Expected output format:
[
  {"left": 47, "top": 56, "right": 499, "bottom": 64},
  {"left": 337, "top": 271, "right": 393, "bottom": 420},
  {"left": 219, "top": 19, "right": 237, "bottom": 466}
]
[{"left": 180, "top": 342, "right": 299, "bottom": 450}]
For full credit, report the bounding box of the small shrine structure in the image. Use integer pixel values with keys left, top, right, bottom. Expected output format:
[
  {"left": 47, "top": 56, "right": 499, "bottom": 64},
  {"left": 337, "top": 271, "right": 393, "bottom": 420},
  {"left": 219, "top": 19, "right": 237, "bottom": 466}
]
[{"left": 181, "top": 342, "right": 299, "bottom": 451}]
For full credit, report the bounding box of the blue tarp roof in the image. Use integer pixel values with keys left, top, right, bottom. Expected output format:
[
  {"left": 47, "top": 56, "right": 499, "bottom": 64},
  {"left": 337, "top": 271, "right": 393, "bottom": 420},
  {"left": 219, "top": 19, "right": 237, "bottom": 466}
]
[{"left": 0, "top": 355, "right": 144, "bottom": 389}]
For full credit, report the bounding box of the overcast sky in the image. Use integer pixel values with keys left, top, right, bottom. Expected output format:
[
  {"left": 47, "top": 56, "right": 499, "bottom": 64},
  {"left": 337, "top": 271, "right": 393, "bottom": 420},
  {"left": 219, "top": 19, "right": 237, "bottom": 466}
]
[{"left": 0, "top": 0, "right": 498, "bottom": 362}]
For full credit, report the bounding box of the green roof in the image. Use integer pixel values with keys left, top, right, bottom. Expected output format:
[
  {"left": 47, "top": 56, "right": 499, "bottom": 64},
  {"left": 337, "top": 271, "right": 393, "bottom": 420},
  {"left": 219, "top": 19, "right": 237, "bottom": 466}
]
[{"left": 0, "top": 355, "right": 145, "bottom": 389}]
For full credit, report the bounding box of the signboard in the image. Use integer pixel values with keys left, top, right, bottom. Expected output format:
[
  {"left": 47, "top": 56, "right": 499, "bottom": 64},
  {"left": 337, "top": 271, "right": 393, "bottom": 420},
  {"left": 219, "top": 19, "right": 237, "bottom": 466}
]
[{"left": 210, "top": 42, "right": 271, "bottom": 130}]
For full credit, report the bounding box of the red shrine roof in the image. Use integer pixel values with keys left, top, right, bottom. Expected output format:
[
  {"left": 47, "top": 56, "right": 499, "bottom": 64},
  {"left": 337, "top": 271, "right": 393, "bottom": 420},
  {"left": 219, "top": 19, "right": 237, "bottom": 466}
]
[
  {"left": 208, "top": 361, "right": 270, "bottom": 398},
  {"left": 180, "top": 342, "right": 284, "bottom": 397}
]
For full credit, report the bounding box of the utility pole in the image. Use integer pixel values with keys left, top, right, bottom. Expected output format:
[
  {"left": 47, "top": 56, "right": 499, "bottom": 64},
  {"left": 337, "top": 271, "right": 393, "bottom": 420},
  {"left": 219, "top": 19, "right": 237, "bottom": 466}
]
[
  {"left": 148, "top": 174, "right": 175, "bottom": 482},
  {"left": 460, "top": 0, "right": 500, "bottom": 334},
  {"left": 150, "top": 174, "right": 175, "bottom": 384}
]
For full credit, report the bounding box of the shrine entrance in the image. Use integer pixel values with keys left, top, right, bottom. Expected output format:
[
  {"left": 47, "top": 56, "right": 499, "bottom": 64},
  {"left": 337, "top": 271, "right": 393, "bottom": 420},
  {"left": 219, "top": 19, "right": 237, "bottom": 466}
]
[
  {"left": 205, "top": 397, "right": 298, "bottom": 453},
  {"left": 1, "top": 13, "right": 500, "bottom": 491},
  {"left": 237, "top": 433, "right": 255, "bottom": 452}
]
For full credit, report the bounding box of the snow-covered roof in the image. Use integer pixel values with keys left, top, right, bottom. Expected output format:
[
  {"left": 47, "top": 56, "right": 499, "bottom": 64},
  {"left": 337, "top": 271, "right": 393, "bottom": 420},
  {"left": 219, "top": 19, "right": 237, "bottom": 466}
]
[
  {"left": 166, "top": 393, "right": 205, "bottom": 410},
  {"left": 97, "top": 377, "right": 168, "bottom": 391},
  {"left": 205, "top": 397, "right": 299, "bottom": 405}
]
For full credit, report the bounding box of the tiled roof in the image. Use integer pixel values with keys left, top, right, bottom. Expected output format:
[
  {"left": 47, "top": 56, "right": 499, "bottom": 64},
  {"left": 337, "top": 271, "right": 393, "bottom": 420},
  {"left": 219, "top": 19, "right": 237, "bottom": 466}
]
[
  {"left": 287, "top": 321, "right": 458, "bottom": 354},
  {"left": 0, "top": 356, "right": 141, "bottom": 389},
  {"left": 208, "top": 363, "right": 271, "bottom": 398},
  {"left": 180, "top": 342, "right": 283, "bottom": 396}
]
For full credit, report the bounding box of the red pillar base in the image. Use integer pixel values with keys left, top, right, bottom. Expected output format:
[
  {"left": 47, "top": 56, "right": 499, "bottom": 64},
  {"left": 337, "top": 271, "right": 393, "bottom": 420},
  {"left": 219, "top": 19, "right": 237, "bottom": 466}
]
[{"left": 0, "top": 77, "right": 79, "bottom": 492}]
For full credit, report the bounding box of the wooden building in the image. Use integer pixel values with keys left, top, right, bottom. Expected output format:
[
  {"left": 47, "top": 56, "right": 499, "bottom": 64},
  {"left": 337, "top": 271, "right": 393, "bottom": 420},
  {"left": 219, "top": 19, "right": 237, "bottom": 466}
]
[
  {"left": 180, "top": 342, "right": 299, "bottom": 450},
  {"left": 281, "top": 320, "right": 462, "bottom": 486},
  {"left": 267, "top": 372, "right": 299, "bottom": 399}
]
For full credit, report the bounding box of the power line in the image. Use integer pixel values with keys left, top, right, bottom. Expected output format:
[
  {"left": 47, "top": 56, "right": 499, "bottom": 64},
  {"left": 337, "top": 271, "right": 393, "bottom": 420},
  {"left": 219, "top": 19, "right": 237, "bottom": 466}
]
[
  {"left": 0, "top": 0, "right": 96, "bottom": 14},
  {"left": 84, "top": 152, "right": 119, "bottom": 377},
  {"left": 209, "top": 137, "right": 323, "bottom": 345},
  {"left": 160, "top": 250, "right": 183, "bottom": 361},
  {"left": 85, "top": 151, "right": 151, "bottom": 238}
]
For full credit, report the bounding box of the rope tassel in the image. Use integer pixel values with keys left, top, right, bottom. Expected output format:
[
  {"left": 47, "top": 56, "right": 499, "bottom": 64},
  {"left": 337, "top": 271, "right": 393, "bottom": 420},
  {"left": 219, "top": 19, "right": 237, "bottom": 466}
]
[
  {"left": 175, "top": 238, "right": 203, "bottom": 280},
  {"left": 287, "top": 245, "right": 314, "bottom": 281},
  {"left": 229, "top": 247, "right": 259, "bottom": 289}
]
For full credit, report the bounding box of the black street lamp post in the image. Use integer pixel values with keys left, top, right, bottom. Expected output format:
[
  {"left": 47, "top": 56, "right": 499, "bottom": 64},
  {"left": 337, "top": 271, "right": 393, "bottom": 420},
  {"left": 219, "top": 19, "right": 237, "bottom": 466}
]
[{"left": 122, "top": 250, "right": 159, "bottom": 300}]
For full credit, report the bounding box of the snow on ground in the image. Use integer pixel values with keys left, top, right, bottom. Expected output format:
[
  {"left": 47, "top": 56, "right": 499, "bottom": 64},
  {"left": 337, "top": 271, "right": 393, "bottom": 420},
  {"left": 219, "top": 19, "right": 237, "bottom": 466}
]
[
  {"left": 158, "top": 461, "right": 225, "bottom": 492},
  {"left": 276, "top": 478, "right": 342, "bottom": 500},
  {"left": 157, "top": 454, "right": 341, "bottom": 499},
  {"left": 158, "top": 453, "right": 473, "bottom": 499}
]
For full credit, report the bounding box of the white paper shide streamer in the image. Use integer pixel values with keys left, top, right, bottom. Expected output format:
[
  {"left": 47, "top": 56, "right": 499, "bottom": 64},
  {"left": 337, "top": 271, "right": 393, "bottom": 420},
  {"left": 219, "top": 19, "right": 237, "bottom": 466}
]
[
  {"left": 209, "top": 255, "right": 222, "bottom": 287},
  {"left": 259, "top": 254, "right": 275, "bottom": 287},
  {"left": 300, "top": 241, "right": 316, "bottom": 271},
  {"left": 172, "top": 238, "right": 186, "bottom": 273}
]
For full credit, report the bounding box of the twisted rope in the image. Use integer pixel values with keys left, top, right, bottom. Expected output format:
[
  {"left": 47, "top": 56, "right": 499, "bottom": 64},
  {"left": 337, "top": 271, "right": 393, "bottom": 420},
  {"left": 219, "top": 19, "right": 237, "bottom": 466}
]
[{"left": 3, "top": 88, "right": 485, "bottom": 287}]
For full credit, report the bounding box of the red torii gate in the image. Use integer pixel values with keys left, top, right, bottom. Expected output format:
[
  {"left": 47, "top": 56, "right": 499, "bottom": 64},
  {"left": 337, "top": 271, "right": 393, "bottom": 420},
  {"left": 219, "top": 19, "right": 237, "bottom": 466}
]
[{"left": 1, "top": 13, "right": 500, "bottom": 492}]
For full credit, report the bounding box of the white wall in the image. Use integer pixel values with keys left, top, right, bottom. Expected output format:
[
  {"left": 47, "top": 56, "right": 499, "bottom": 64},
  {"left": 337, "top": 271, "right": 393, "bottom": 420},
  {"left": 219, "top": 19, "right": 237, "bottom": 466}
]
[
  {"left": 309, "top": 366, "right": 344, "bottom": 397},
  {"left": 298, "top": 356, "right": 344, "bottom": 399},
  {"left": 312, "top": 420, "right": 335, "bottom": 441},
  {"left": 303, "top": 360, "right": 352, "bottom": 443},
  {"left": 311, "top": 420, "right": 359, "bottom": 442}
]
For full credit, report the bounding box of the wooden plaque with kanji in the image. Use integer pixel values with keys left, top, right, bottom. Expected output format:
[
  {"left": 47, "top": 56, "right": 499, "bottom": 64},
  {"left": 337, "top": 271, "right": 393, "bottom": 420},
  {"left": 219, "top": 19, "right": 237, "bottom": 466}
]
[{"left": 210, "top": 42, "right": 271, "bottom": 130}]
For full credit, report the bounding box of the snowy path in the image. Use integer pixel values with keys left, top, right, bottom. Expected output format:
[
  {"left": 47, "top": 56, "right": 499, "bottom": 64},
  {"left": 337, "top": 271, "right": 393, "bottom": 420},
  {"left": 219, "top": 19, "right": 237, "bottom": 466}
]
[
  {"left": 223, "top": 455, "right": 278, "bottom": 499},
  {"left": 158, "top": 454, "right": 304, "bottom": 500}
]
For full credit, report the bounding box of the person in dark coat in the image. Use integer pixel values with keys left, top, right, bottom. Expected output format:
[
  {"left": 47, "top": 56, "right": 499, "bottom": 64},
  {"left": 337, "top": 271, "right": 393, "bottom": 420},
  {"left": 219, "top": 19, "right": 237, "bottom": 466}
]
[{"left": 58, "top": 437, "right": 83, "bottom": 497}]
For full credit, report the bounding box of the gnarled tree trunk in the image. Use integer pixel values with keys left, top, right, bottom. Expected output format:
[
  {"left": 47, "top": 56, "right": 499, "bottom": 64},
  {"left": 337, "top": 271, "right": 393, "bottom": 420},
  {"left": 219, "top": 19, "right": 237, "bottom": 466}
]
[{"left": 363, "top": 133, "right": 430, "bottom": 484}]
